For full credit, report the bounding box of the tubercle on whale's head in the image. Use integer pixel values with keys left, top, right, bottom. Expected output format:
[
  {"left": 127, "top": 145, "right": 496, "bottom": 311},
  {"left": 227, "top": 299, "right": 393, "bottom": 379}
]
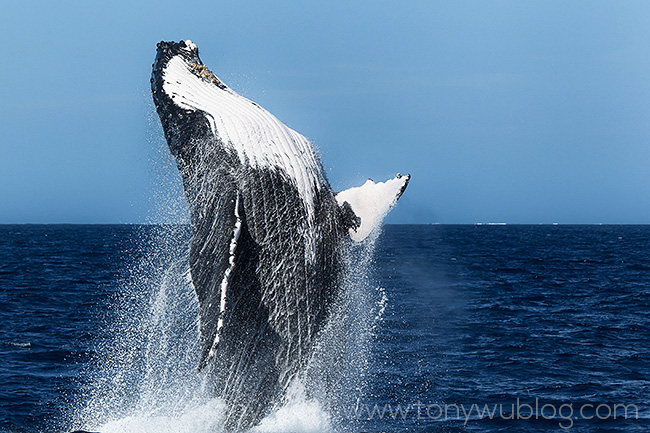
[
  {"left": 183, "top": 39, "right": 198, "bottom": 51},
  {"left": 151, "top": 40, "right": 227, "bottom": 89},
  {"left": 151, "top": 40, "right": 200, "bottom": 84}
]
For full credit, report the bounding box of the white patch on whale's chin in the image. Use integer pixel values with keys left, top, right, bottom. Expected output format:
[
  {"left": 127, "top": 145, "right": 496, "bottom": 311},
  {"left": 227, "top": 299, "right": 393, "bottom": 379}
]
[{"left": 161, "top": 55, "right": 323, "bottom": 223}]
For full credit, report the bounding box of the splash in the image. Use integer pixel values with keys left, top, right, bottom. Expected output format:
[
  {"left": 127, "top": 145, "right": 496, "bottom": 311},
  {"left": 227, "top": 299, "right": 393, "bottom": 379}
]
[
  {"left": 63, "top": 131, "right": 388, "bottom": 431},
  {"left": 69, "top": 224, "right": 208, "bottom": 431},
  {"left": 68, "top": 220, "right": 386, "bottom": 433},
  {"left": 98, "top": 398, "right": 226, "bottom": 433},
  {"left": 67, "top": 42, "right": 398, "bottom": 430}
]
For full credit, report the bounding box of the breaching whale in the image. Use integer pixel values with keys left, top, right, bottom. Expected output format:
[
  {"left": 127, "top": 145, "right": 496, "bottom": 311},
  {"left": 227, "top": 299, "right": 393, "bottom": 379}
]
[{"left": 151, "top": 40, "right": 409, "bottom": 429}]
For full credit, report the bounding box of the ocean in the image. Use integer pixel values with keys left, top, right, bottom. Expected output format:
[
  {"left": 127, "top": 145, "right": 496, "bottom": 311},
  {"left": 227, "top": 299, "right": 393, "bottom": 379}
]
[{"left": 0, "top": 224, "right": 648, "bottom": 432}]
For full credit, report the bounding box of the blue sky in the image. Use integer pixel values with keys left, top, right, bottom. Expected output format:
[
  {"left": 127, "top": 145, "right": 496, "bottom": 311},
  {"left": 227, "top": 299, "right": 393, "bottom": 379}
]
[{"left": 2, "top": 1, "right": 650, "bottom": 224}]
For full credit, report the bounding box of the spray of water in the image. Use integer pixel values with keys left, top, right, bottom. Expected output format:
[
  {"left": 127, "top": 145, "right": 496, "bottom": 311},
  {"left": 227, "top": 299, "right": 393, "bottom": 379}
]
[{"left": 68, "top": 122, "right": 388, "bottom": 433}]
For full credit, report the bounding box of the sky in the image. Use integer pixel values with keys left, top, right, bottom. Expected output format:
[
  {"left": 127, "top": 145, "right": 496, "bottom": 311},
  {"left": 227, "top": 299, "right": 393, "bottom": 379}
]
[{"left": 2, "top": 1, "right": 650, "bottom": 224}]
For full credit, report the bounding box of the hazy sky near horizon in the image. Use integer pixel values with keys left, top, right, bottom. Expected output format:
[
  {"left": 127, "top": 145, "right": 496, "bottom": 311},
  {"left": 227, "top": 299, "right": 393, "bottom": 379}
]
[{"left": 2, "top": 1, "right": 650, "bottom": 224}]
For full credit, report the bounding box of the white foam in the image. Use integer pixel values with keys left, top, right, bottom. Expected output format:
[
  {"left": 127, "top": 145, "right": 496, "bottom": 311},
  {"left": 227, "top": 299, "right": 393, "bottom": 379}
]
[
  {"left": 90, "top": 396, "right": 333, "bottom": 433},
  {"left": 252, "top": 401, "right": 333, "bottom": 433},
  {"left": 5, "top": 341, "right": 31, "bottom": 348},
  {"left": 97, "top": 398, "right": 227, "bottom": 433},
  {"left": 252, "top": 382, "right": 333, "bottom": 433}
]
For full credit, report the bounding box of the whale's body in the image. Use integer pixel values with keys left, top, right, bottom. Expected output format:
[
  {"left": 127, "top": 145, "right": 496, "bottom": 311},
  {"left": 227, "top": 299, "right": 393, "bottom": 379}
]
[{"left": 151, "top": 40, "right": 409, "bottom": 429}]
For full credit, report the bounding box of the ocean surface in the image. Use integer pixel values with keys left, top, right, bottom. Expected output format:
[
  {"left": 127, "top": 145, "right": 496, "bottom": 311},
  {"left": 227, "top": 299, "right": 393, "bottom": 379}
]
[{"left": 0, "top": 224, "right": 649, "bottom": 432}]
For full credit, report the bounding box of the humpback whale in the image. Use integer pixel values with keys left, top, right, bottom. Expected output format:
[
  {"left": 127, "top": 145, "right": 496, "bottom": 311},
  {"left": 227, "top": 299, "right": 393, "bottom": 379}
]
[{"left": 151, "top": 40, "right": 409, "bottom": 430}]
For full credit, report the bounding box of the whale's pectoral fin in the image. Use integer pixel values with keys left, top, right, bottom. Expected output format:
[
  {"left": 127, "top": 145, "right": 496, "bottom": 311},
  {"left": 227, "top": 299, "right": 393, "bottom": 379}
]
[{"left": 336, "top": 173, "right": 410, "bottom": 242}]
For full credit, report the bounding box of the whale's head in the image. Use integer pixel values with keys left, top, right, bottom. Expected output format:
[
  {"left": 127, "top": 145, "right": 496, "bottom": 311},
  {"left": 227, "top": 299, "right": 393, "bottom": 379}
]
[
  {"left": 151, "top": 39, "right": 325, "bottom": 199},
  {"left": 151, "top": 40, "right": 229, "bottom": 160}
]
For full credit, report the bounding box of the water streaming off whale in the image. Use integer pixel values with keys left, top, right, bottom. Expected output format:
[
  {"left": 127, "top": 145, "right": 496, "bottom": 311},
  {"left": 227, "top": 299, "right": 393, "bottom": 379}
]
[
  {"left": 70, "top": 224, "right": 388, "bottom": 433},
  {"left": 70, "top": 39, "right": 408, "bottom": 432}
]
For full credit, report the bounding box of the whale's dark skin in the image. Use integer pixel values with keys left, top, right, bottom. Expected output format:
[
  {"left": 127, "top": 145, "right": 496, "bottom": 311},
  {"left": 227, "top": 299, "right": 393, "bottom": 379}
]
[
  {"left": 151, "top": 40, "right": 408, "bottom": 430},
  {"left": 151, "top": 40, "right": 357, "bottom": 429}
]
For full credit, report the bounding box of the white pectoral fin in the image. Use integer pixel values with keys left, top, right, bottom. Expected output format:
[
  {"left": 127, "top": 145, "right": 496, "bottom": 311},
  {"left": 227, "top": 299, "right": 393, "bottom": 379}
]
[{"left": 336, "top": 173, "right": 410, "bottom": 242}]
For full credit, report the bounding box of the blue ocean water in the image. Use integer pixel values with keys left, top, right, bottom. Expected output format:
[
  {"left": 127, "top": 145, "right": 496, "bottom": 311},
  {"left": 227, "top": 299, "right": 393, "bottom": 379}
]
[{"left": 0, "top": 224, "right": 648, "bottom": 432}]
